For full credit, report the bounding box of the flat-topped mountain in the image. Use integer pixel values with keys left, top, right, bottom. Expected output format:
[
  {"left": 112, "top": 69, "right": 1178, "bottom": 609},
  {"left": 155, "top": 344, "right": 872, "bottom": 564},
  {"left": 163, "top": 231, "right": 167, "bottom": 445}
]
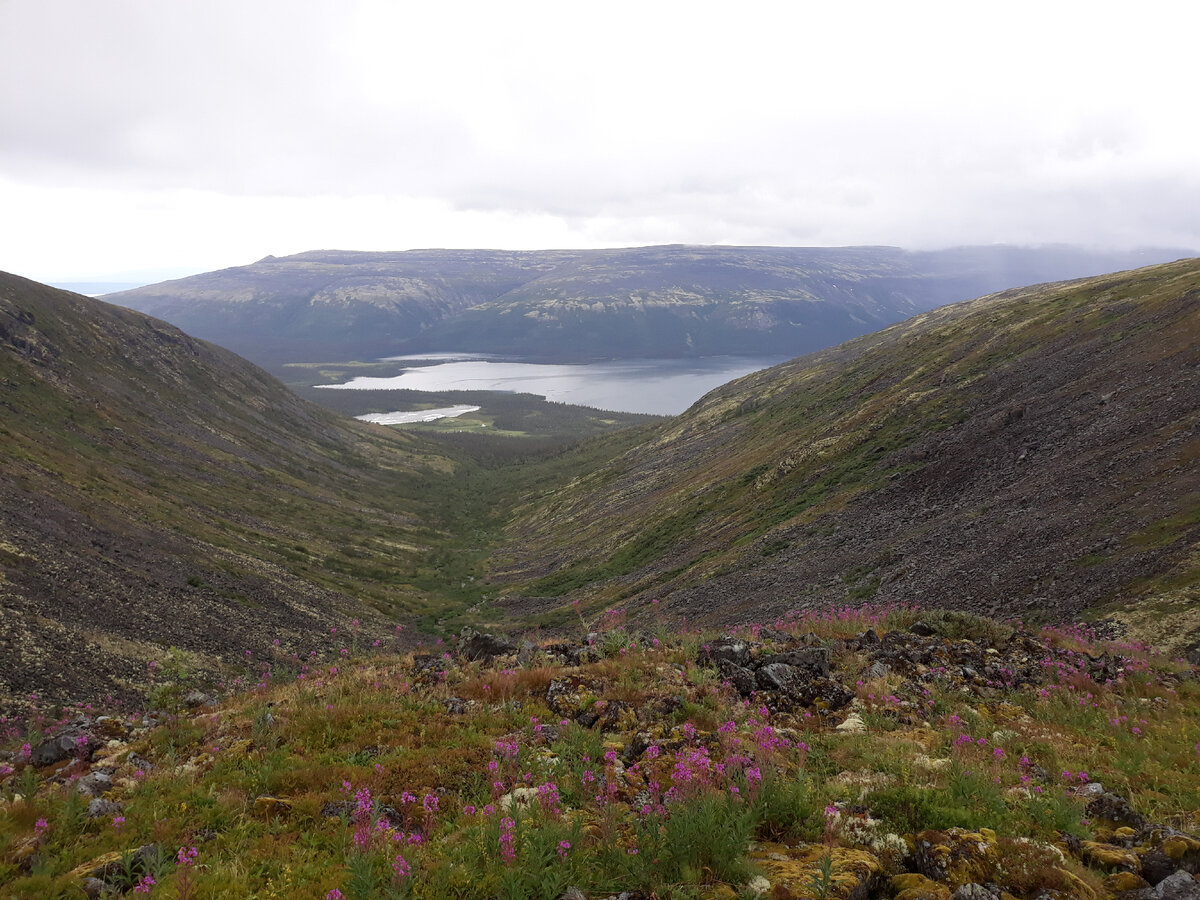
[
  {"left": 490, "top": 259, "right": 1200, "bottom": 646},
  {"left": 0, "top": 273, "right": 458, "bottom": 714},
  {"left": 102, "top": 245, "right": 1188, "bottom": 364}
]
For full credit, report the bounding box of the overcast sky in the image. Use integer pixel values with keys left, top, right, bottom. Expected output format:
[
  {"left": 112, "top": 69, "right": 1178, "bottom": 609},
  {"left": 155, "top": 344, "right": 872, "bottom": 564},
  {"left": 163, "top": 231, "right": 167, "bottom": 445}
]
[{"left": 2, "top": 0, "right": 1198, "bottom": 281}]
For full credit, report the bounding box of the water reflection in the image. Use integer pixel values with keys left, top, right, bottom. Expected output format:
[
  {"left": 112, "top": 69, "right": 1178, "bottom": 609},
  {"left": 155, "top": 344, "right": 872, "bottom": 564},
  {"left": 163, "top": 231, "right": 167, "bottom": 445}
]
[{"left": 315, "top": 354, "right": 785, "bottom": 415}]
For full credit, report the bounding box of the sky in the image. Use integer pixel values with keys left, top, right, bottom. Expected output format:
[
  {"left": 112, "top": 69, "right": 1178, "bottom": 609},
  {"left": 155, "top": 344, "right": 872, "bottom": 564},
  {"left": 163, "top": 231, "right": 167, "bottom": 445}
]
[{"left": 2, "top": 0, "right": 1198, "bottom": 282}]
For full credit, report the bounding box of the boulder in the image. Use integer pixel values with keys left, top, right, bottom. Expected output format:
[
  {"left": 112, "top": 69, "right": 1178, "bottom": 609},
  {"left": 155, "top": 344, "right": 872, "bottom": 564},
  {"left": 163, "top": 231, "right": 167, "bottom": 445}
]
[
  {"left": 757, "top": 646, "right": 831, "bottom": 677},
  {"left": 459, "top": 629, "right": 518, "bottom": 662},
  {"left": 698, "top": 637, "right": 752, "bottom": 669}
]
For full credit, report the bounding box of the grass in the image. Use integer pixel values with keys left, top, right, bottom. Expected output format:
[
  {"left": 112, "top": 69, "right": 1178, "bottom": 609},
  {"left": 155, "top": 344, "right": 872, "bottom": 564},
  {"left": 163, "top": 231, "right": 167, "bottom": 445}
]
[{"left": 3, "top": 604, "right": 1198, "bottom": 898}]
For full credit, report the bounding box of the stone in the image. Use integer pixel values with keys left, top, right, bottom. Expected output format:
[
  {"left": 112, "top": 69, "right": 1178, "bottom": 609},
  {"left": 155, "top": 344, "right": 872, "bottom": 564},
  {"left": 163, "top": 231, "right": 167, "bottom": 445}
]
[
  {"left": 517, "top": 640, "right": 538, "bottom": 666},
  {"left": 546, "top": 675, "right": 604, "bottom": 720},
  {"left": 1105, "top": 871, "right": 1150, "bottom": 892},
  {"left": 715, "top": 658, "right": 757, "bottom": 696},
  {"left": 892, "top": 872, "right": 952, "bottom": 900},
  {"left": 459, "top": 629, "right": 518, "bottom": 662},
  {"left": 951, "top": 885, "right": 996, "bottom": 900},
  {"left": 1086, "top": 791, "right": 1145, "bottom": 829},
  {"left": 1154, "top": 871, "right": 1200, "bottom": 900},
  {"left": 31, "top": 728, "right": 99, "bottom": 766},
  {"left": 75, "top": 771, "right": 113, "bottom": 796},
  {"left": 757, "top": 662, "right": 805, "bottom": 694},
  {"left": 749, "top": 843, "right": 884, "bottom": 900},
  {"left": 698, "top": 637, "right": 752, "bottom": 669},
  {"left": 1080, "top": 840, "right": 1140, "bottom": 872},
  {"left": 758, "top": 647, "right": 831, "bottom": 677},
  {"left": 444, "top": 697, "right": 471, "bottom": 715},
  {"left": 87, "top": 797, "right": 123, "bottom": 819},
  {"left": 182, "top": 690, "right": 212, "bottom": 708},
  {"left": 864, "top": 660, "right": 891, "bottom": 680}
]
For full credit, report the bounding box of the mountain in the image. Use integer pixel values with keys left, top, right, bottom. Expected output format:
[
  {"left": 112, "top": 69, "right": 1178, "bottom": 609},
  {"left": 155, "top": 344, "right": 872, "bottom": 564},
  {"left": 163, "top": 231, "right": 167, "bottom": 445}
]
[
  {"left": 100, "top": 245, "right": 1190, "bottom": 365},
  {"left": 488, "top": 259, "right": 1200, "bottom": 647},
  {"left": 0, "top": 273, "right": 462, "bottom": 714}
]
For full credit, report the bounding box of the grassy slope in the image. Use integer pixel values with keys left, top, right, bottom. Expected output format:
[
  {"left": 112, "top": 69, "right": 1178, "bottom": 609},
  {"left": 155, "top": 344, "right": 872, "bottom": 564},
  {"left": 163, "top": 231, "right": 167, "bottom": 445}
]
[
  {"left": 1, "top": 607, "right": 1197, "bottom": 898},
  {"left": 489, "top": 260, "right": 1200, "bottom": 638}
]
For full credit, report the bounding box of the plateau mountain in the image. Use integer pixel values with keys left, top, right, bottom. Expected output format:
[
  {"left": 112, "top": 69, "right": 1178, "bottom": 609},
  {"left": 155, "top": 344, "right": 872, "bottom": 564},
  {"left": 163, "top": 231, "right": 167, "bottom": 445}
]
[{"left": 101, "top": 245, "right": 1189, "bottom": 366}]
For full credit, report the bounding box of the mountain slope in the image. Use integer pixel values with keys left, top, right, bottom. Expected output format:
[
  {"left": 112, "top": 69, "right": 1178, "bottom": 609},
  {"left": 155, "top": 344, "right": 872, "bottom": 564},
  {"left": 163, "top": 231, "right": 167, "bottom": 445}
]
[
  {"left": 489, "top": 259, "right": 1200, "bottom": 643},
  {"left": 0, "top": 273, "right": 461, "bottom": 714},
  {"left": 102, "top": 245, "right": 1187, "bottom": 365}
]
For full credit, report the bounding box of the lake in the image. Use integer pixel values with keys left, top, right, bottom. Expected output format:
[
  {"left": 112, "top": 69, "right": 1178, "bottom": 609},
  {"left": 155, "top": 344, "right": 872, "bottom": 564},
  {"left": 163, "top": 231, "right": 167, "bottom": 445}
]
[{"left": 314, "top": 353, "right": 787, "bottom": 415}]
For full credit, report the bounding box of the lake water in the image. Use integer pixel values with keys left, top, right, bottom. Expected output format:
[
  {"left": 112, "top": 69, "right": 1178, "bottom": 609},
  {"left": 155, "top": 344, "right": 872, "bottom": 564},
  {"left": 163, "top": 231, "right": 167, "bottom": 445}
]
[
  {"left": 315, "top": 353, "right": 786, "bottom": 415},
  {"left": 356, "top": 405, "right": 481, "bottom": 425}
]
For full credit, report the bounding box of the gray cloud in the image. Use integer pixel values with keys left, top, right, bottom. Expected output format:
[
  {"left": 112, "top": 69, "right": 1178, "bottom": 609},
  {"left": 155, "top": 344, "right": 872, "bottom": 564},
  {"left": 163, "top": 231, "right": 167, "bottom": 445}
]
[{"left": 2, "top": 1, "right": 1198, "bottom": 279}]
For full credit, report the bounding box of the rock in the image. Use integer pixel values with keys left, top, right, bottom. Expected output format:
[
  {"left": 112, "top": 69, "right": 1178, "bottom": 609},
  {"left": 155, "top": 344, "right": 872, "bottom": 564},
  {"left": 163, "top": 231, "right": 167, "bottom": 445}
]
[
  {"left": 517, "top": 640, "right": 538, "bottom": 666},
  {"left": 182, "top": 690, "right": 212, "bottom": 708},
  {"left": 546, "top": 675, "right": 604, "bottom": 720},
  {"left": 951, "top": 885, "right": 996, "bottom": 900},
  {"left": 87, "top": 798, "right": 122, "bottom": 819},
  {"left": 459, "top": 628, "right": 518, "bottom": 662},
  {"left": 749, "top": 843, "right": 883, "bottom": 900},
  {"left": 1105, "top": 871, "right": 1150, "bottom": 892},
  {"left": 1080, "top": 840, "right": 1140, "bottom": 872},
  {"left": 75, "top": 771, "right": 113, "bottom": 796},
  {"left": 1086, "top": 792, "right": 1146, "bottom": 829},
  {"left": 1153, "top": 871, "right": 1200, "bottom": 900},
  {"left": 892, "top": 872, "right": 952, "bottom": 900},
  {"left": 31, "top": 728, "right": 99, "bottom": 766},
  {"left": 864, "top": 660, "right": 891, "bottom": 680},
  {"left": 715, "top": 658, "right": 757, "bottom": 696},
  {"left": 757, "top": 662, "right": 806, "bottom": 694},
  {"left": 758, "top": 646, "right": 831, "bottom": 677},
  {"left": 698, "top": 637, "right": 752, "bottom": 669}
]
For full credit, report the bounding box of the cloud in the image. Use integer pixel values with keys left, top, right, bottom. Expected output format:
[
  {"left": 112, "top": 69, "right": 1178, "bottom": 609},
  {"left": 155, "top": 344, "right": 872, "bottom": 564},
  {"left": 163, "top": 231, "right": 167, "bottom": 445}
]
[{"left": 2, "top": 0, "right": 1198, "bottom": 279}]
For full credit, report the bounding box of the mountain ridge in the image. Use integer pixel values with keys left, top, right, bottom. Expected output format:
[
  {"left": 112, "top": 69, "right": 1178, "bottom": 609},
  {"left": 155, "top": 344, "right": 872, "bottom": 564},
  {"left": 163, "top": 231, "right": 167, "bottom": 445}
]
[
  {"left": 101, "top": 244, "right": 1191, "bottom": 365},
  {"left": 487, "top": 259, "right": 1200, "bottom": 646}
]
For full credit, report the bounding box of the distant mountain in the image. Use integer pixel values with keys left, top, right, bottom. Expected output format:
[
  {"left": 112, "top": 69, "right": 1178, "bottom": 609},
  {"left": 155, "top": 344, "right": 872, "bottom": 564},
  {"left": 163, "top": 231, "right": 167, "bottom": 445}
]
[
  {"left": 0, "top": 273, "right": 457, "bottom": 713},
  {"left": 489, "top": 259, "right": 1200, "bottom": 645},
  {"left": 102, "top": 245, "right": 1191, "bottom": 365}
]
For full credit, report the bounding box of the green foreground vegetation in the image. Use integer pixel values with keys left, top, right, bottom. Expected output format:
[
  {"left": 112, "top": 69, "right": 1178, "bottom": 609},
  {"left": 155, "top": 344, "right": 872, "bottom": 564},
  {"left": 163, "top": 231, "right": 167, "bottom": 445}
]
[{"left": 2, "top": 605, "right": 1198, "bottom": 898}]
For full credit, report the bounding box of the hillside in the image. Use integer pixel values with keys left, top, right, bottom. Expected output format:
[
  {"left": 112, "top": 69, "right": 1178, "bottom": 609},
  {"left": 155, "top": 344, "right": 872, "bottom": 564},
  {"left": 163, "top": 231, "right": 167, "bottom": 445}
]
[
  {"left": 0, "top": 273, "right": 465, "bottom": 716},
  {"left": 489, "top": 260, "right": 1200, "bottom": 647},
  {"left": 2, "top": 609, "right": 1198, "bottom": 898},
  {"left": 100, "top": 245, "right": 1187, "bottom": 366}
]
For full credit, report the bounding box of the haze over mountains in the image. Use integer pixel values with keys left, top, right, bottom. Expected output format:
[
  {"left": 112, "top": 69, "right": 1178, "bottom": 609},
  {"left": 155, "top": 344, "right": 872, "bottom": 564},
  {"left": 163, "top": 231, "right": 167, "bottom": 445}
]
[{"left": 102, "top": 245, "right": 1190, "bottom": 365}]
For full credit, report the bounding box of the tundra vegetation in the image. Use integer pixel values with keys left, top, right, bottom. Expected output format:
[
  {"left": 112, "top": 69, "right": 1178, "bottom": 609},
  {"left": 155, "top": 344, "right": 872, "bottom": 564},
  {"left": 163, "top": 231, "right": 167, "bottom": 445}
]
[{"left": 2, "top": 604, "right": 1198, "bottom": 898}]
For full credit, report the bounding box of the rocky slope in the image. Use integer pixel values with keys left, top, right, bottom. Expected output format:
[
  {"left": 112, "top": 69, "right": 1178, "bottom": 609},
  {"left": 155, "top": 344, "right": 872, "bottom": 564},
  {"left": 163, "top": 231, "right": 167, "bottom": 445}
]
[
  {"left": 101, "top": 245, "right": 1188, "bottom": 365},
  {"left": 0, "top": 273, "right": 458, "bottom": 715},
  {"left": 489, "top": 260, "right": 1200, "bottom": 644},
  {"left": 2, "top": 607, "right": 1198, "bottom": 898}
]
